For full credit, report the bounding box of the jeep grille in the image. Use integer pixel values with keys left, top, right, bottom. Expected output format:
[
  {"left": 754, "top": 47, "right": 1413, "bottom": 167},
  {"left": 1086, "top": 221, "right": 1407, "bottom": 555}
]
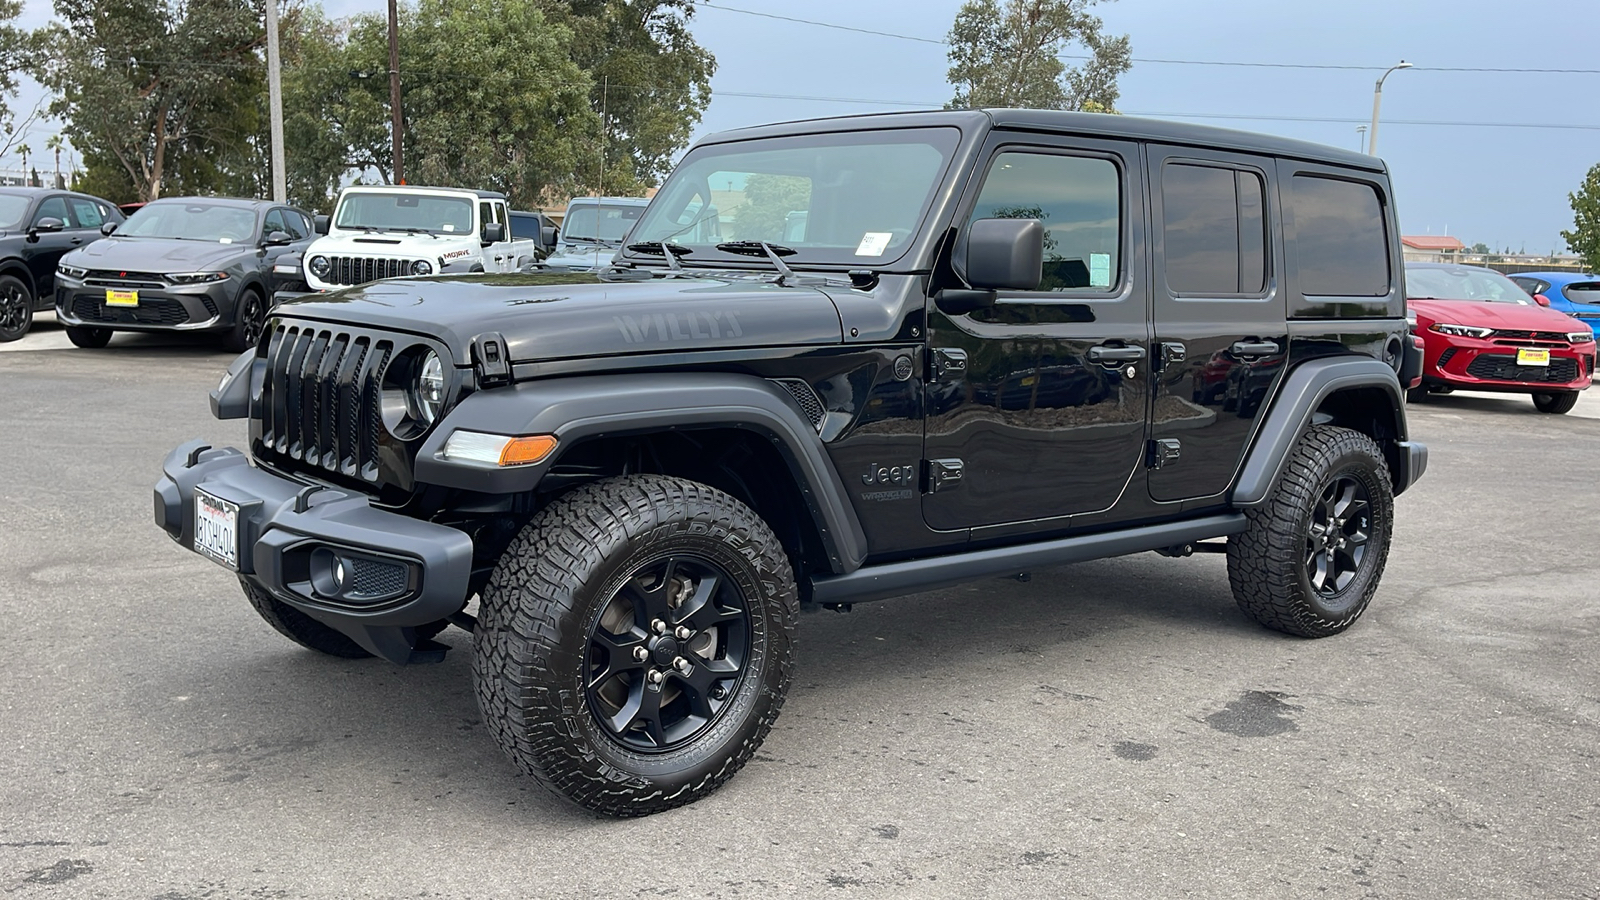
[
  {"left": 322, "top": 256, "right": 415, "bottom": 286},
  {"left": 256, "top": 322, "right": 393, "bottom": 487}
]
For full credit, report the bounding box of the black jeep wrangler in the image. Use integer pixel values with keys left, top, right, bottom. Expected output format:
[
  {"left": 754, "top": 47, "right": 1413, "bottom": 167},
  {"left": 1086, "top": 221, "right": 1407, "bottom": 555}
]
[{"left": 155, "top": 110, "right": 1427, "bottom": 816}]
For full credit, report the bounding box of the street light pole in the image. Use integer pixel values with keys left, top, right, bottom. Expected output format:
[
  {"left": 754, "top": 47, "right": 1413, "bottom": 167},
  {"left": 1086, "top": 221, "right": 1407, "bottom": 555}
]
[
  {"left": 1368, "top": 60, "right": 1412, "bottom": 156},
  {"left": 1355, "top": 125, "right": 1367, "bottom": 152},
  {"left": 387, "top": 0, "right": 404, "bottom": 184},
  {"left": 265, "top": 0, "right": 285, "bottom": 202}
]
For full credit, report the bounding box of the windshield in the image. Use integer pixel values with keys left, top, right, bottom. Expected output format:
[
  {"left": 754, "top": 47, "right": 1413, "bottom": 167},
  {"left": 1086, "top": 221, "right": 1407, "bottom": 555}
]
[
  {"left": 335, "top": 192, "right": 474, "bottom": 235},
  {"left": 120, "top": 202, "right": 258, "bottom": 243},
  {"left": 627, "top": 127, "right": 961, "bottom": 265},
  {"left": 0, "top": 195, "right": 28, "bottom": 230},
  {"left": 563, "top": 203, "right": 644, "bottom": 244},
  {"left": 1405, "top": 266, "right": 1530, "bottom": 304}
]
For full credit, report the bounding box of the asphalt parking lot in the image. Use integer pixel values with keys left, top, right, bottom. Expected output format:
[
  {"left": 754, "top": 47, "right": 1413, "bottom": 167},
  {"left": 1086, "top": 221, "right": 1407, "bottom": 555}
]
[{"left": 2, "top": 315, "right": 1597, "bottom": 899}]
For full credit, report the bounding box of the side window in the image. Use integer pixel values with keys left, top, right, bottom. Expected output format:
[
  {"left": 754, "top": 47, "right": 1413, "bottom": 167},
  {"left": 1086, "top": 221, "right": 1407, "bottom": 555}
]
[
  {"left": 282, "top": 211, "right": 310, "bottom": 240},
  {"left": 1162, "top": 163, "right": 1267, "bottom": 295},
  {"left": 34, "top": 196, "right": 71, "bottom": 226},
  {"left": 68, "top": 198, "right": 104, "bottom": 229},
  {"left": 481, "top": 201, "right": 509, "bottom": 240},
  {"left": 263, "top": 209, "right": 287, "bottom": 237},
  {"left": 1291, "top": 175, "right": 1390, "bottom": 297},
  {"left": 967, "top": 151, "right": 1122, "bottom": 292}
]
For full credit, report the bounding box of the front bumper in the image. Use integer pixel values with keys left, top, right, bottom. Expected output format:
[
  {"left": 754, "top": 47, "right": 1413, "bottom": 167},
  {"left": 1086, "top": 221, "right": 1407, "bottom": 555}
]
[
  {"left": 154, "top": 440, "right": 474, "bottom": 663},
  {"left": 1422, "top": 334, "right": 1595, "bottom": 393},
  {"left": 55, "top": 278, "right": 233, "bottom": 332}
]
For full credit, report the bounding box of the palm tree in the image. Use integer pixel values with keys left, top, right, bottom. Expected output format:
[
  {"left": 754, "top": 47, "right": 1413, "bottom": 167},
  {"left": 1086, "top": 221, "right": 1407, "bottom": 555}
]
[
  {"left": 15, "top": 143, "right": 29, "bottom": 186},
  {"left": 45, "top": 136, "right": 63, "bottom": 189}
]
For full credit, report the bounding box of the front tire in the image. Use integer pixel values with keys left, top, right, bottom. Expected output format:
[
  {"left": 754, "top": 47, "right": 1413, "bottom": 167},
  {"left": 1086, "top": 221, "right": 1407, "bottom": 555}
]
[
  {"left": 0, "top": 274, "right": 32, "bottom": 342},
  {"left": 223, "top": 288, "right": 267, "bottom": 353},
  {"left": 472, "top": 475, "right": 797, "bottom": 817},
  {"left": 1227, "top": 425, "right": 1394, "bottom": 638},
  {"left": 66, "top": 326, "right": 112, "bottom": 348},
  {"left": 1532, "top": 391, "right": 1578, "bottom": 414},
  {"left": 238, "top": 577, "right": 373, "bottom": 658}
]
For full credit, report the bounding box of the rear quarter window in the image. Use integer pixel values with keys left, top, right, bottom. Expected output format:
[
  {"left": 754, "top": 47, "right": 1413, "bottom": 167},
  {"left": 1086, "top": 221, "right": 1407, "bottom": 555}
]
[
  {"left": 1563, "top": 282, "right": 1600, "bottom": 304},
  {"left": 1291, "top": 175, "right": 1390, "bottom": 297}
]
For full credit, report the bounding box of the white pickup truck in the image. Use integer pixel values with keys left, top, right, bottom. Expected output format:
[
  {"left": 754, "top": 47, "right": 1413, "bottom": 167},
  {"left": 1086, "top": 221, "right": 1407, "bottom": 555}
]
[{"left": 285, "top": 185, "right": 544, "bottom": 294}]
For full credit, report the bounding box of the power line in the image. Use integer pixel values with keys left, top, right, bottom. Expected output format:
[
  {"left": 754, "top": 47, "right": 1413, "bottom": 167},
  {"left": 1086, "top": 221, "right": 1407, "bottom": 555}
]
[{"left": 695, "top": 1, "right": 1600, "bottom": 75}]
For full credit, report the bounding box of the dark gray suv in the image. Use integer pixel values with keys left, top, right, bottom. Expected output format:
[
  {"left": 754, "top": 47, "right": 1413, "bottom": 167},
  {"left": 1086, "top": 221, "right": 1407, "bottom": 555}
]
[{"left": 55, "top": 197, "right": 315, "bottom": 351}]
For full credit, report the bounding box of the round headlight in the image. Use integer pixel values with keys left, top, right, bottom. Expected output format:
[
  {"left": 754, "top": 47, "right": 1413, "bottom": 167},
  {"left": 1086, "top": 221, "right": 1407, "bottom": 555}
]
[
  {"left": 412, "top": 259, "right": 434, "bottom": 276},
  {"left": 415, "top": 351, "right": 445, "bottom": 425},
  {"left": 309, "top": 255, "right": 331, "bottom": 278}
]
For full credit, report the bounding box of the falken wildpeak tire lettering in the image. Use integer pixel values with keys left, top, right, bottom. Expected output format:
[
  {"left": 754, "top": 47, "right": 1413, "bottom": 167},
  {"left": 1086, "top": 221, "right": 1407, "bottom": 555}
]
[
  {"left": 471, "top": 474, "right": 797, "bottom": 817},
  {"left": 237, "top": 576, "right": 373, "bottom": 659},
  {"left": 1226, "top": 425, "right": 1394, "bottom": 638}
]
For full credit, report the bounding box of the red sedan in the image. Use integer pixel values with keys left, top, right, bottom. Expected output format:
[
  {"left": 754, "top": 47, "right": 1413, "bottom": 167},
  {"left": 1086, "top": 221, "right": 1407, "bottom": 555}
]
[{"left": 1406, "top": 262, "right": 1596, "bottom": 414}]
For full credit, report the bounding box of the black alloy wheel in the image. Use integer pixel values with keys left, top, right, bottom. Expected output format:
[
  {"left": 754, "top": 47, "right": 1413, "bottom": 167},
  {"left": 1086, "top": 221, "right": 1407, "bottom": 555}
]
[
  {"left": 1304, "top": 475, "right": 1371, "bottom": 598},
  {"left": 224, "top": 288, "right": 267, "bottom": 353},
  {"left": 586, "top": 554, "right": 751, "bottom": 752},
  {"left": 0, "top": 274, "right": 32, "bottom": 342}
]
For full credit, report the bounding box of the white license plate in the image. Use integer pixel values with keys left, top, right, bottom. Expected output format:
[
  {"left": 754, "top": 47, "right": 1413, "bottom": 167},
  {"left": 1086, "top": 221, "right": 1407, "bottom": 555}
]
[{"left": 194, "top": 490, "right": 240, "bottom": 570}]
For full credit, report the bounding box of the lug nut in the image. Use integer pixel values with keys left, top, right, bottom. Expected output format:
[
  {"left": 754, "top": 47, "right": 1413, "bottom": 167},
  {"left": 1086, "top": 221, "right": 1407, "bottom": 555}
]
[
  {"left": 651, "top": 618, "right": 667, "bottom": 634},
  {"left": 633, "top": 646, "right": 649, "bottom": 662},
  {"left": 673, "top": 657, "right": 692, "bottom": 674},
  {"left": 647, "top": 669, "right": 664, "bottom": 684},
  {"left": 674, "top": 626, "right": 692, "bottom": 640},
  {"left": 710, "top": 684, "right": 728, "bottom": 700}
]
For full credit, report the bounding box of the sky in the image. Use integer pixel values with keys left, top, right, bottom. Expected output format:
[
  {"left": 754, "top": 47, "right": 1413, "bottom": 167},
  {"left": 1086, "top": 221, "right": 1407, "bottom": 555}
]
[{"left": 8, "top": 0, "right": 1598, "bottom": 252}]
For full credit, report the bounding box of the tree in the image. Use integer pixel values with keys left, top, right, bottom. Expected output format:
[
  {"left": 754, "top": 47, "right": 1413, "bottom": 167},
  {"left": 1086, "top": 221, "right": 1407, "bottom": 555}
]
[
  {"left": 945, "top": 0, "right": 1131, "bottom": 111},
  {"left": 1561, "top": 163, "right": 1600, "bottom": 268},
  {"left": 0, "top": 0, "right": 36, "bottom": 146},
  {"left": 34, "top": 0, "right": 269, "bottom": 202},
  {"left": 45, "top": 134, "right": 63, "bottom": 187},
  {"left": 1470, "top": 242, "right": 1490, "bottom": 254},
  {"left": 727, "top": 174, "right": 809, "bottom": 241}
]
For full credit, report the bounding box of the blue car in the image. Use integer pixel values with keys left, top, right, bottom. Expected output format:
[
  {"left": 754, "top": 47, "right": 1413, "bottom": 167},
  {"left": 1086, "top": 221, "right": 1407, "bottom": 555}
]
[{"left": 1509, "top": 271, "right": 1600, "bottom": 336}]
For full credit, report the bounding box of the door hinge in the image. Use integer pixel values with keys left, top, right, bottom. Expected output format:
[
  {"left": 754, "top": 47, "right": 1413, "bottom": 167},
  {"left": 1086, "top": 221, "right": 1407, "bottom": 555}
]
[
  {"left": 923, "top": 457, "right": 964, "bottom": 493},
  {"left": 1148, "top": 438, "right": 1182, "bottom": 469},
  {"left": 1158, "top": 342, "right": 1186, "bottom": 372},
  {"left": 929, "top": 347, "right": 968, "bottom": 381}
]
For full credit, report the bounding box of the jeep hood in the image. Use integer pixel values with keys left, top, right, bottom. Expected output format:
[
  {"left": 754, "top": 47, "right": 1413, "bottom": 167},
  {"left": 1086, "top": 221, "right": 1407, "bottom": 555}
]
[
  {"left": 276, "top": 272, "right": 845, "bottom": 365},
  {"left": 309, "top": 231, "right": 482, "bottom": 260}
]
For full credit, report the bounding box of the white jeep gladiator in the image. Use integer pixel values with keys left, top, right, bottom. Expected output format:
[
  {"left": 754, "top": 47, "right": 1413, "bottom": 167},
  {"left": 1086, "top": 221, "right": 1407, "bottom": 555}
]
[{"left": 287, "top": 185, "right": 540, "bottom": 294}]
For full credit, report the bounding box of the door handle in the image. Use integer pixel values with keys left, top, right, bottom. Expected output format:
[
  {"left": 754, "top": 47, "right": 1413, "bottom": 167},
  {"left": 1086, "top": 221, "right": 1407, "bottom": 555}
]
[
  {"left": 1230, "top": 340, "right": 1279, "bottom": 358},
  {"left": 70, "top": 237, "right": 83, "bottom": 245},
  {"left": 1087, "top": 344, "right": 1147, "bottom": 366}
]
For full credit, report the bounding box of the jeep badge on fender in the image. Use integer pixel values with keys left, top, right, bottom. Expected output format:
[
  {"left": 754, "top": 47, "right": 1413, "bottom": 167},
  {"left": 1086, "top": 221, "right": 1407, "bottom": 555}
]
[{"left": 155, "top": 109, "right": 1427, "bottom": 817}]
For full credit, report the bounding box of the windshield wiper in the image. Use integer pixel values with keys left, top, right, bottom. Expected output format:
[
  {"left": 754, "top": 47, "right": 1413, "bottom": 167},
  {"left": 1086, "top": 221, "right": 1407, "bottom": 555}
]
[
  {"left": 626, "top": 241, "right": 693, "bottom": 273},
  {"left": 716, "top": 241, "right": 798, "bottom": 286}
]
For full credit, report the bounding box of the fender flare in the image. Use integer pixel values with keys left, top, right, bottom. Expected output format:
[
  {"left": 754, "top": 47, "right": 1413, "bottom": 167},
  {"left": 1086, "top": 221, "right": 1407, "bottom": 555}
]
[
  {"left": 1231, "top": 356, "right": 1410, "bottom": 507},
  {"left": 414, "top": 373, "right": 870, "bottom": 573}
]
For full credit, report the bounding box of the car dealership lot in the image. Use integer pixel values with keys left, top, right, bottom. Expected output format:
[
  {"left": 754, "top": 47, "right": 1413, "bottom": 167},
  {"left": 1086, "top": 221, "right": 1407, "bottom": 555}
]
[{"left": 1, "top": 341, "right": 1596, "bottom": 899}]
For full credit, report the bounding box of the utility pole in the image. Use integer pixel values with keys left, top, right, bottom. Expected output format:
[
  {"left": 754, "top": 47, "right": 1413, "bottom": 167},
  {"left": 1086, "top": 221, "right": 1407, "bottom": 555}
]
[
  {"left": 265, "top": 0, "right": 286, "bottom": 202},
  {"left": 387, "top": 0, "right": 404, "bottom": 184}
]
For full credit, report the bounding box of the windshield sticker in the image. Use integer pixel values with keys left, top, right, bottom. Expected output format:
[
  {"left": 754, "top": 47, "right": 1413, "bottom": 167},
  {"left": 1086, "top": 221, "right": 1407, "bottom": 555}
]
[
  {"left": 442, "top": 224, "right": 455, "bottom": 232},
  {"left": 220, "top": 238, "right": 233, "bottom": 244},
  {"left": 1089, "top": 253, "right": 1111, "bottom": 288},
  {"left": 855, "top": 232, "right": 892, "bottom": 257}
]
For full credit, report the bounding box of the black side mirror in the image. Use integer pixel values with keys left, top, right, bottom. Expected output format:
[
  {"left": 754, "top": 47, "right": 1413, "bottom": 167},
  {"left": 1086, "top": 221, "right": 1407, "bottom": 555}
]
[
  {"left": 313, "top": 214, "right": 330, "bottom": 235},
  {"left": 965, "top": 218, "right": 1043, "bottom": 291},
  {"left": 100, "top": 221, "right": 118, "bottom": 236},
  {"left": 262, "top": 230, "right": 292, "bottom": 247},
  {"left": 540, "top": 225, "right": 558, "bottom": 249},
  {"left": 481, "top": 222, "right": 506, "bottom": 245},
  {"left": 27, "top": 217, "right": 66, "bottom": 240}
]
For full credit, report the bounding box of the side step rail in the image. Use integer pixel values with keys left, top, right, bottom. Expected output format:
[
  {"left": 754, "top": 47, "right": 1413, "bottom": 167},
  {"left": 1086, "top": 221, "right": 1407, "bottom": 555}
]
[{"left": 809, "top": 513, "right": 1247, "bottom": 606}]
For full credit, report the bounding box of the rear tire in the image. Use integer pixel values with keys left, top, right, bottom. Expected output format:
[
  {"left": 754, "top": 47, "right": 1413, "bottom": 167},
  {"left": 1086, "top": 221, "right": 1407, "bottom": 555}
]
[
  {"left": 472, "top": 474, "right": 797, "bottom": 817},
  {"left": 1532, "top": 391, "right": 1578, "bottom": 414},
  {"left": 238, "top": 577, "right": 372, "bottom": 658},
  {"left": 66, "top": 326, "right": 112, "bottom": 348},
  {"left": 0, "top": 274, "right": 32, "bottom": 342},
  {"left": 1227, "top": 425, "right": 1394, "bottom": 638}
]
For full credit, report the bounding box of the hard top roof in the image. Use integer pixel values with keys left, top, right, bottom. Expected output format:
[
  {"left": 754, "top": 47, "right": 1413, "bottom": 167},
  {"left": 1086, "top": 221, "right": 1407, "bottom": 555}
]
[
  {"left": 342, "top": 184, "right": 507, "bottom": 200},
  {"left": 702, "top": 108, "right": 1384, "bottom": 173},
  {"left": 565, "top": 196, "right": 650, "bottom": 205}
]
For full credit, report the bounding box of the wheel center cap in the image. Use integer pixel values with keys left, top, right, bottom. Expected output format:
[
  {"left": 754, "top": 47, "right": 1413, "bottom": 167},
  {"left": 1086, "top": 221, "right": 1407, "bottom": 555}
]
[{"left": 650, "top": 636, "right": 680, "bottom": 665}]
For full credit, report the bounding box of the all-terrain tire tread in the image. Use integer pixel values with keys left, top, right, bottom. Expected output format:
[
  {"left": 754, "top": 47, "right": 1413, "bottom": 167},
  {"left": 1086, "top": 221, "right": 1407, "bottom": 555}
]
[
  {"left": 1227, "top": 425, "right": 1394, "bottom": 638},
  {"left": 237, "top": 576, "right": 373, "bottom": 658},
  {"left": 472, "top": 474, "right": 797, "bottom": 817}
]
